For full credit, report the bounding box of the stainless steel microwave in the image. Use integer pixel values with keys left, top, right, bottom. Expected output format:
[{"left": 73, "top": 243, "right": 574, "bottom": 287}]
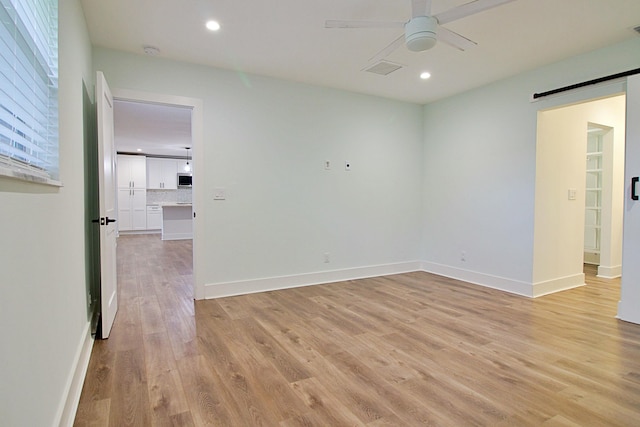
[{"left": 177, "top": 173, "right": 192, "bottom": 188}]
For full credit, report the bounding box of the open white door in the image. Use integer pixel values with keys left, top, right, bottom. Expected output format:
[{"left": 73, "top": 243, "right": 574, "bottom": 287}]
[{"left": 96, "top": 71, "right": 118, "bottom": 338}]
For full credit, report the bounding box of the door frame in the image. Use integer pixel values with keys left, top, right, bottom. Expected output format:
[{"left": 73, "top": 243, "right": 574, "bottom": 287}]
[
  {"left": 112, "top": 88, "right": 205, "bottom": 299},
  {"left": 531, "top": 78, "right": 634, "bottom": 317},
  {"left": 534, "top": 95, "right": 626, "bottom": 287}
]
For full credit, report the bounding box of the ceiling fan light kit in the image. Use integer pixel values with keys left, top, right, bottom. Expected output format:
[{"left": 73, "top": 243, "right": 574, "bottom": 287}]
[
  {"left": 405, "top": 16, "right": 438, "bottom": 51},
  {"left": 326, "top": 0, "right": 516, "bottom": 63}
]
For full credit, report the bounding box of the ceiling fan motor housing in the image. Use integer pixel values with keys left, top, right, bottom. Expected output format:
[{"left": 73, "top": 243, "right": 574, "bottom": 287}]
[{"left": 405, "top": 16, "right": 437, "bottom": 51}]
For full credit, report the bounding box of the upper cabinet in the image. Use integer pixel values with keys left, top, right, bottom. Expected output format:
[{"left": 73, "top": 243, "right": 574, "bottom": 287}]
[
  {"left": 117, "top": 155, "right": 146, "bottom": 188},
  {"left": 147, "top": 158, "right": 178, "bottom": 189}
]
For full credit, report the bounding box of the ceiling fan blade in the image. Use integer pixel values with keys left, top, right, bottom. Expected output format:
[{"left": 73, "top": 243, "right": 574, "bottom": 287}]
[
  {"left": 436, "top": 26, "right": 477, "bottom": 51},
  {"left": 325, "top": 20, "right": 404, "bottom": 29},
  {"left": 368, "top": 34, "right": 406, "bottom": 63},
  {"left": 434, "top": 0, "right": 516, "bottom": 25},
  {"left": 411, "top": 0, "right": 431, "bottom": 18}
]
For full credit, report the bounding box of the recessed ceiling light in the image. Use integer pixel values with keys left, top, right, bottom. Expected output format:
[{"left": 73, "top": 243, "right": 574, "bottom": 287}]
[
  {"left": 136, "top": 148, "right": 142, "bottom": 152},
  {"left": 420, "top": 71, "right": 431, "bottom": 80},
  {"left": 206, "top": 20, "right": 221, "bottom": 31}
]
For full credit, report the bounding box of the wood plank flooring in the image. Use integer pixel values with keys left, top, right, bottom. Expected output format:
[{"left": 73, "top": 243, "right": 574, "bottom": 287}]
[{"left": 74, "top": 235, "right": 640, "bottom": 426}]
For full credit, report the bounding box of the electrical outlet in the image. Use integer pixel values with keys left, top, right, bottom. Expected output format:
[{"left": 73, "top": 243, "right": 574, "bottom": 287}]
[
  {"left": 324, "top": 252, "right": 330, "bottom": 263},
  {"left": 461, "top": 251, "right": 466, "bottom": 262},
  {"left": 324, "top": 160, "right": 331, "bottom": 170}
]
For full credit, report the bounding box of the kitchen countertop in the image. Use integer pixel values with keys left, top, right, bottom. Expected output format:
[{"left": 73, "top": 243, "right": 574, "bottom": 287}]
[{"left": 147, "top": 202, "right": 192, "bottom": 207}]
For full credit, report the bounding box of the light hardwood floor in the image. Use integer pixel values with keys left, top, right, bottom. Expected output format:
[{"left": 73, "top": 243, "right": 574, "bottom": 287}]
[{"left": 74, "top": 234, "right": 640, "bottom": 426}]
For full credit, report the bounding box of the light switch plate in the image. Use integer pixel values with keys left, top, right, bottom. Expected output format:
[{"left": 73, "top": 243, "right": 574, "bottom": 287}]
[
  {"left": 568, "top": 188, "right": 577, "bottom": 200},
  {"left": 345, "top": 161, "right": 352, "bottom": 171},
  {"left": 213, "top": 188, "right": 226, "bottom": 200}
]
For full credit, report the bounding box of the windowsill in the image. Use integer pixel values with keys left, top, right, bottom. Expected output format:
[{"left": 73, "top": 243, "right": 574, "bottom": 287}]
[{"left": 0, "top": 167, "right": 63, "bottom": 188}]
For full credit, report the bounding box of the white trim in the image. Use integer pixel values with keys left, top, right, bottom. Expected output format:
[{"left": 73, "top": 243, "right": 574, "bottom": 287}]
[
  {"left": 421, "top": 261, "right": 533, "bottom": 297},
  {"left": 108, "top": 87, "right": 204, "bottom": 300},
  {"left": 204, "top": 261, "right": 422, "bottom": 299},
  {"left": 0, "top": 163, "right": 63, "bottom": 187},
  {"left": 161, "top": 233, "right": 193, "bottom": 241},
  {"left": 55, "top": 322, "right": 94, "bottom": 427},
  {"left": 597, "top": 264, "right": 622, "bottom": 279},
  {"left": 203, "top": 261, "right": 596, "bottom": 301},
  {"left": 532, "top": 273, "right": 585, "bottom": 297}
]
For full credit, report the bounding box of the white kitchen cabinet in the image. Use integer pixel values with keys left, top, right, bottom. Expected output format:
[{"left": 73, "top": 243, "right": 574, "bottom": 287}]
[
  {"left": 146, "top": 205, "right": 162, "bottom": 230},
  {"left": 147, "top": 158, "right": 178, "bottom": 189},
  {"left": 118, "top": 188, "right": 147, "bottom": 231},
  {"left": 117, "top": 154, "right": 146, "bottom": 189},
  {"left": 117, "top": 154, "right": 147, "bottom": 232}
]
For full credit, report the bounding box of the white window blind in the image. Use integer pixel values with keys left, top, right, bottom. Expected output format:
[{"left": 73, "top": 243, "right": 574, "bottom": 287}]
[{"left": 0, "top": 0, "right": 59, "bottom": 184}]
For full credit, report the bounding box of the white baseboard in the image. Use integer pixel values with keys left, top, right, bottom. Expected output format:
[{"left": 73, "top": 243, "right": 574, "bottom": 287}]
[
  {"left": 532, "top": 273, "right": 585, "bottom": 297},
  {"left": 204, "top": 261, "right": 423, "bottom": 299},
  {"left": 597, "top": 264, "right": 622, "bottom": 279},
  {"left": 204, "top": 261, "right": 590, "bottom": 301},
  {"left": 420, "top": 261, "right": 533, "bottom": 297},
  {"left": 55, "top": 322, "right": 94, "bottom": 427},
  {"left": 161, "top": 233, "right": 193, "bottom": 241},
  {"left": 618, "top": 300, "right": 640, "bottom": 325}
]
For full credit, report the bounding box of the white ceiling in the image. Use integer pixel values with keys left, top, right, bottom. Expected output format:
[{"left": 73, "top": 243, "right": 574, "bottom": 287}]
[
  {"left": 113, "top": 100, "right": 192, "bottom": 157},
  {"left": 84, "top": 0, "right": 640, "bottom": 156}
]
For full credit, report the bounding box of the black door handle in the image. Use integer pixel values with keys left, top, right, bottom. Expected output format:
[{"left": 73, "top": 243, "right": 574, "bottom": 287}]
[
  {"left": 632, "top": 177, "right": 639, "bottom": 201},
  {"left": 91, "top": 217, "right": 116, "bottom": 225}
]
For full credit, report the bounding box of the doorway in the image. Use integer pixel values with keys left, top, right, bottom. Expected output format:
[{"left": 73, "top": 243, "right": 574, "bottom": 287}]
[
  {"left": 533, "top": 93, "right": 626, "bottom": 295},
  {"left": 110, "top": 88, "right": 204, "bottom": 300}
]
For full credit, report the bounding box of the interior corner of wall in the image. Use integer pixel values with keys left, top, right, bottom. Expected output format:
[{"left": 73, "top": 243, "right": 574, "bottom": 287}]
[{"left": 532, "top": 273, "right": 585, "bottom": 297}]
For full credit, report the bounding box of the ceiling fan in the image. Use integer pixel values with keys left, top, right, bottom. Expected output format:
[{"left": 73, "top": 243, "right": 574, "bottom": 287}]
[{"left": 326, "top": 0, "right": 516, "bottom": 63}]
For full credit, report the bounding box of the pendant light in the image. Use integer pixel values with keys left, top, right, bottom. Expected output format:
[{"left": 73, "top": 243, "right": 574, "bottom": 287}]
[{"left": 184, "top": 147, "right": 191, "bottom": 172}]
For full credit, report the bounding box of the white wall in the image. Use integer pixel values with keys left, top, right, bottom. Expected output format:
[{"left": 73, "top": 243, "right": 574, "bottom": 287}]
[
  {"left": 93, "top": 49, "right": 425, "bottom": 297},
  {"left": 421, "top": 38, "right": 640, "bottom": 296},
  {"left": 0, "top": 0, "right": 94, "bottom": 425},
  {"left": 534, "top": 95, "right": 625, "bottom": 294},
  {"left": 620, "top": 74, "right": 640, "bottom": 324}
]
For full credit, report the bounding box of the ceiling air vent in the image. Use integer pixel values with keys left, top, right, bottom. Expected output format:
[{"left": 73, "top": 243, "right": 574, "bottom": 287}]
[{"left": 363, "top": 60, "right": 403, "bottom": 76}]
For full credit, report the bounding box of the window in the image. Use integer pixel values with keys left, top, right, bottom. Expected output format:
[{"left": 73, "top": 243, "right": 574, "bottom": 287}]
[{"left": 0, "top": 0, "right": 59, "bottom": 184}]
